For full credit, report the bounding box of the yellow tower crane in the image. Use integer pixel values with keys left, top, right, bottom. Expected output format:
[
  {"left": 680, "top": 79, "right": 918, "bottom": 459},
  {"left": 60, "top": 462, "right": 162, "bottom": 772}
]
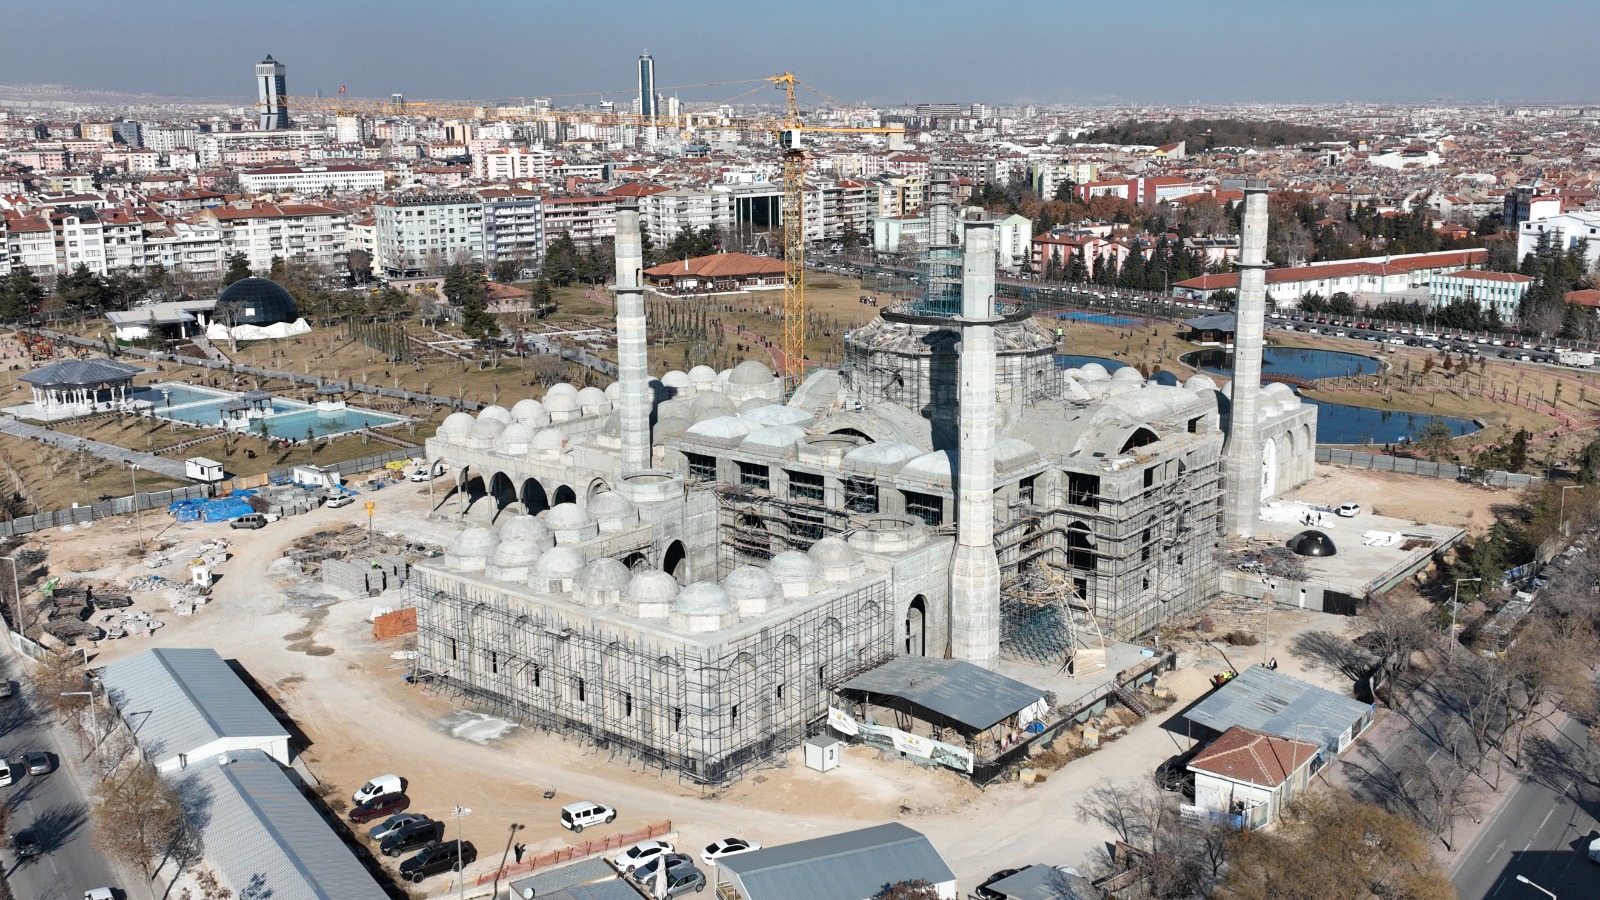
[{"left": 273, "top": 75, "right": 905, "bottom": 385}]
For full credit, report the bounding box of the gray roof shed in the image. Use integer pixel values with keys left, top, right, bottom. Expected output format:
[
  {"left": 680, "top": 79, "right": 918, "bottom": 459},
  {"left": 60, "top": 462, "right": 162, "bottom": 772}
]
[
  {"left": 1182, "top": 664, "right": 1375, "bottom": 754},
  {"left": 172, "top": 750, "right": 389, "bottom": 900},
  {"left": 837, "top": 656, "right": 1044, "bottom": 732},
  {"left": 99, "top": 647, "right": 289, "bottom": 765},
  {"left": 717, "top": 822, "right": 955, "bottom": 900},
  {"left": 507, "top": 857, "right": 618, "bottom": 898},
  {"left": 1183, "top": 313, "right": 1236, "bottom": 332},
  {"left": 535, "top": 880, "right": 640, "bottom": 900}
]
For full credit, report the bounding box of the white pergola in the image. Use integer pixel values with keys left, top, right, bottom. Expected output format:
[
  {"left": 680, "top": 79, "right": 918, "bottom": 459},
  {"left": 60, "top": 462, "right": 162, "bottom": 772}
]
[{"left": 19, "top": 358, "right": 143, "bottom": 414}]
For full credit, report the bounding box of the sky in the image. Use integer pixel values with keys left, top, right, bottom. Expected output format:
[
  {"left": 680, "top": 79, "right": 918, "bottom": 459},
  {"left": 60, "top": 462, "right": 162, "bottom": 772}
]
[{"left": 5, "top": 0, "right": 1598, "bottom": 107}]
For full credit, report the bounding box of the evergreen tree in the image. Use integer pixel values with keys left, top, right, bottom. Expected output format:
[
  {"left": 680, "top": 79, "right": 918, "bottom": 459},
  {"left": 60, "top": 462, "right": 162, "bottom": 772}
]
[
  {"left": 0, "top": 268, "right": 44, "bottom": 321},
  {"left": 222, "top": 252, "right": 252, "bottom": 286},
  {"left": 543, "top": 232, "right": 580, "bottom": 286}
]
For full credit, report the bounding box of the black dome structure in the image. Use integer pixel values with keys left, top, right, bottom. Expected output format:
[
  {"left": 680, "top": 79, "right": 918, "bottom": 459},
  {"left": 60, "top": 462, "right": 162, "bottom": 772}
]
[
  {"left": 213, "top": 277, "right": 298, "bottom": 326},
  {"left": 1287, "top": 530, "right": 1337, "bottom": 557}
]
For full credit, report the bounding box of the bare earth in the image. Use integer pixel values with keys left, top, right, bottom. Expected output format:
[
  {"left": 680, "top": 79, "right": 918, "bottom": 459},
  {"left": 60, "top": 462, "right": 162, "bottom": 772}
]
[{"left": 1287, "top": 464, "right": 1510, "bottom": 537}]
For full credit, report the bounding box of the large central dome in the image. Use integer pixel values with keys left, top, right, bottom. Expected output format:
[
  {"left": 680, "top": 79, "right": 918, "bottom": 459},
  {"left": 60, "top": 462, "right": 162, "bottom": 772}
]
[{"left": 214, "top": 277, "right": 298, "bottom": 326}]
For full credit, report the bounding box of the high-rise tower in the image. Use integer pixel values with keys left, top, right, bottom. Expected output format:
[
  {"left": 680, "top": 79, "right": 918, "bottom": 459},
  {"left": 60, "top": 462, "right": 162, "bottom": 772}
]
[
  {"left": 948, "top": 213, "right": 1003, "bottom": 669},
  {"left": 256, "top": 55, "right": 289, "bottom": 130},
  {"left": 1222, "top": 181, "right": 1271, "bottom": 536},
  {"left": 637, "top": 53, "right": 657, "bottom": 119}
]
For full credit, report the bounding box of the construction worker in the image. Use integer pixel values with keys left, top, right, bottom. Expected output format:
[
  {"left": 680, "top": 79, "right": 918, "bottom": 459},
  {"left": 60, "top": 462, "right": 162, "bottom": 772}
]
[{"left": 1056, "top": 326, "right": 1065, "bottom": 344}]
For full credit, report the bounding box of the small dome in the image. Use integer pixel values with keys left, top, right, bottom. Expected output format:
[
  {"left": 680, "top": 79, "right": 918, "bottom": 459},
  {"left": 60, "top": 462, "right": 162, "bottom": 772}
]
[
  {"left": 729, "top": 359, "right": 775, "bottom": 386},
  {"left": 531, "top": 428, "right": 567, "bottom": 452},
  {"left": 688, "top": 365, "right": 717, "bottom": 385},
  {"left": 588, "top": 491, "right": 634, "bottom": 520},
  {"left": 807, "top": 537, "right": 859, "bottom": 570},
  {"left": 690, "top": 392, "right": 738, "bottom": 422},
  {"left": 737, "top": 397, "right": 769, "bottom": 413},
  {"left": 576, "top": 386, "right": 609, "bottom": 412},
  {"left": 439, "top": 411, "right": 476, "bottom": 439},
  {"left": 579, "top": 557, "right": 632, "bottom": 591},
  {"left": 489, "top": 539, "right": 541, "bottom": 567},
  {"left": 626, "top": 570, "right": 680, "bottom": 605},
  {"left": 686, "top": 415, "right": 757, "bottom": 439},
  {"left": 674, "top": 581, "right": 734, "bottom": 615},
  {"left": 722, "top": 566, "right": 778, "bottom": 601},
  {"left": 1112, "top": 366, "right": 1144, "bottom": 383},
  {"left": 740, "top": 404, "right": 812, "bottom": 427},
  {"left": 604, "top": 381, "right": 621, "bottom": 400},
  {"left": 546, "top": 502, "right": 593, "bottom": 530},
  {"left": 545, "top": 383, "right": 579, "bottom": 399},
  {"left": 656, "top": 415, "right": 691, "bottom": 437},
  {"left": 661, "top": 370, "right": 692, "bottom": 388},
  {"left": 511, "top": 398, "right": 548, "bottom": 423},
  {"left": 478, "top": 404, "right": 513, "bottom": 424},
  {"left": 465, "top": 417, "right": 506, "bottom": 449},
  {"left": 534, "top": 545, "right": 587, "bottom": 577},
  {"left": 742, "top": 425, "right": 805, "bottom": 450},
  {"left": 1184, "top": 374, "right": 1219, "bottom": 392},
  {"left": 450, "top": 526, "right": 500, "bottom": 558},
  {"left": 543, "top": 392, "right": 578, "bottom": 413},
  {"left": 496, "top": 422, "right": 534, "bottom": 454},
  {"left": 499, "top": 515, "right": 552, "bottom": 546},
  {"left": 1077, "top": 363, "right": 1110, "bottom": 381},
  {"left": 1288, "top": 530, "right": 1337, "bottom": 557},
  {"left": 768, "top": 550, "right": 820, "bottom": 583},
  {"left": 214, "top": 277, "right": 298, "bottom": 325}
]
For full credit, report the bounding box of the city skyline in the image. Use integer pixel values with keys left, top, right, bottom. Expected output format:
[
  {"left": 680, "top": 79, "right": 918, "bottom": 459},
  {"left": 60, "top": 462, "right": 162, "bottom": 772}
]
[{"left": 4, "top": 0, "right": 1600, "bottom": 107}]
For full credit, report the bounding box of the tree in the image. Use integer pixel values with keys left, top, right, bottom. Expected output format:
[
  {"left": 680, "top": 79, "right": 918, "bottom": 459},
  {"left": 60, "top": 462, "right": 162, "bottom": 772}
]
[
  {"left": 345, "top": 248, "right": 373, "bottom": 283},
  {"left": 93, "top": 760, "right": 186, "bottom": 894},
  {"left": 1219, "top": 791, "right": 1454, "bottom": 900},
  {"left": 874, "top": 881, "right": 941, "bottom": 900},
  {"left": 31, "top": 650, "right": 89, "bottom": 723},
  {"left": 178, "top": 867, "right": 233, "bottom": 900},
  {"left": 0, "top": 267, "right": 46, "bottom": 321},
  {"left": 222, "top": 253, "right": 252, "bottom": 286},
  {"left": 543, "top": 232, "right": 581, "bottom": 286}
]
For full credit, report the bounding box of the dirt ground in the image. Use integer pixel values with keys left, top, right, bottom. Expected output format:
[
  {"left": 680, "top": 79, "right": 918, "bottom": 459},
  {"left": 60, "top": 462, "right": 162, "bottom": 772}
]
[{"left": 1285, "top": 464, "right": 1512, "bottom": 537}]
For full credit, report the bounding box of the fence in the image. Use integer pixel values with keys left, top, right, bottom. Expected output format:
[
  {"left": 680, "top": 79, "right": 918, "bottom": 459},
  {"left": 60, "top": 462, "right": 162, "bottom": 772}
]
[
  {"left": 474, "top": 820, "right": 672, "bottom": 887},
  {"left": 1316, "top": 447, "right": 1543, "bottom": 487},
  {"left": 0, "top": 448, "right": 419, "bottom": 538}
]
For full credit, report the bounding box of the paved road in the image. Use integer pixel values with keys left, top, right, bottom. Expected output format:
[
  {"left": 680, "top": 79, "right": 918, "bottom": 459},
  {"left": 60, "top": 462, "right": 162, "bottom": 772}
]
[
  {"left": 1451, "top": 713, "right": 1600, "bottom": 900},
  {"left": 0, "top": 654, "right": 120, "bottom": 900},
  {"left": 0, "top": 415, "right": 190, "bottom": 480}
]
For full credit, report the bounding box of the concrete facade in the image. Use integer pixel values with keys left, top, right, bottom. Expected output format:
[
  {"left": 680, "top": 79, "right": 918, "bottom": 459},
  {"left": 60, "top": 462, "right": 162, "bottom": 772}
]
[{"left": 1223, "top": 183, "right": 1270, "bottom": 538}]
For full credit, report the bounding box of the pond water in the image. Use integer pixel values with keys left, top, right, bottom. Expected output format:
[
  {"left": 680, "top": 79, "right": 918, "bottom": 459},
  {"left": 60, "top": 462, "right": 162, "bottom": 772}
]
[
  {"left": 1303, "top": 398, "right": 1478, "bottom": 446},
  {"left": 1056, "top": 311, "right": 1142, "bottom": 327},
  {"left": 1181, "top": 347, "right": 1382, "bottom": 380}
]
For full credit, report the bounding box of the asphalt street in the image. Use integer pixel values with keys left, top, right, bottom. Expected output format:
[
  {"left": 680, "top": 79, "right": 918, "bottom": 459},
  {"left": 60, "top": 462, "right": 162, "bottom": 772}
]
[
  {"left": 1451, "top": 713, "right": 1600, "bottom": 900},
  {"left": 0, "top": 654, "right": 120, "bottom": 900}
]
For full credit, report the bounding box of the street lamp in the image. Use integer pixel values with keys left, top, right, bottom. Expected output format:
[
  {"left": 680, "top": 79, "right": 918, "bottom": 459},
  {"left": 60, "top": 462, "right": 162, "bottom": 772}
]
[
  {"left": 124, "top": 459, "right": 144, "bottom": 551},
  {"left": 1559, "top": 484, "right": 1583, "bottom": 534},
  {"left": 493, "top": 821, "right": 525, "bottom": 899},
  {"left": 1449, "top": 577, "right": 1481, "bottom": 657},
  {"left": 60, "top": 690, "right": 99, "bottom": 737},
  {"left": 451, "top": 804, "right": 472, "bottom": 900},
  {"left": 1515, "top": 874, "right": 1556, "bottom": 899}
]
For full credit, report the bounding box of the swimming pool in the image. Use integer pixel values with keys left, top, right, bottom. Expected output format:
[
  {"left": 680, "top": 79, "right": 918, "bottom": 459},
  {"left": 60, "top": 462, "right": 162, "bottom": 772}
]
[
  {"left": 132, "top": 384, "right": 228, "bottom": 407},
  {"left": 140, "top": 381, "right": 405, "bottom": 437},
  {"left": 1180, "top": 347, "right": 1382, "bottom": 381},
  {"left": 1057, "top": 311, "right": 1142, "bottom": 327},
  {"left": 258, "top": 408, "right": 405, "bottom": 438}
]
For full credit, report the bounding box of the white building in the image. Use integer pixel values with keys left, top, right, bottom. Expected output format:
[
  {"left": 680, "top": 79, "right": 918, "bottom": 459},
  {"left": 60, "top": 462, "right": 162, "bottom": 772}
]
[
  {"left": 196, "top": 202, "right": 350, "bottom": 273},
  {"left": 197, "top": 128, "right": 329, "bottom": 167},
  {"left": 1518, "top": 209, "right": 1600, "bottom": 271},
  {"left": 374, "top": 192, "right": 485, "bottom": 277},
  {"left": 238, "top": 164, "right": 385, "bottom": 196},
  {"left": 1187, "top": 726, "right": 1321, "bottom": 832},
  {"left": 1429, "top": 269, "right": 1532, "bottom": 322},
  {"left": 472, "top": 146, "right": 553, "bottom": 184},
  {"left": 479, "top": 188, "right": 545, "bottom": 276}
]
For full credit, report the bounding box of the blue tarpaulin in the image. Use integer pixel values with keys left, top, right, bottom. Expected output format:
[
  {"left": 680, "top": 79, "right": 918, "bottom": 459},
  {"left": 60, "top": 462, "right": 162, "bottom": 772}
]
[{"left": 167, "top": 496, "right": 255, "bottom": 523}]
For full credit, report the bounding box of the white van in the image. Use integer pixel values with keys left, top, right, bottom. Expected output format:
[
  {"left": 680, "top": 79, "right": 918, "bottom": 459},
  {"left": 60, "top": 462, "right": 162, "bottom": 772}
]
[
  {"left": 560, "top": 800, "right": 616, "bottom": 833},
  {"left": 353, "top": 774, "right": 403, "bottom": 805}
]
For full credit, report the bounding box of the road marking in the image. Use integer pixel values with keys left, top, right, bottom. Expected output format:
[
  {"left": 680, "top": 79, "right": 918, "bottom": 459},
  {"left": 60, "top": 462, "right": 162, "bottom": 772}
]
[{"left": 1490, "top": 874, "right": 1507, "bottom": 896}]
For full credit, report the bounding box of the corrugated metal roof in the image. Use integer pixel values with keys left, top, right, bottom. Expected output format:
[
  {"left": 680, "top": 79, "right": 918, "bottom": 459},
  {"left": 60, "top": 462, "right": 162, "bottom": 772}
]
[
  {"left": 1183, "top": 313, "right": 1236, "bottom": 331},
  {"left": 719, "top": 823, "right": 954, "bottom": 900},
  {"left": 838, "top": 657, "right": 1044, "bottom": 732},
  {"left": 537, "top": 879, "right": 640, "bottom": 900},
  {"left": 101, "top": 648, "right": 289, "bottom": 762},
  {"left": 1182, "top": 665, "right": 1373, "bottom": 753},
  {"left": 19, "top": 358, "right": 141, "bottom": 386},
  {"left": 985, "top": 864, "right": 1098, "bottom": 900},
  {"left": 507, "top": 857, "right": 616, "bottom": 898},
  {"left": 172, "top": 750, "right": 389, "bottom": 900}
]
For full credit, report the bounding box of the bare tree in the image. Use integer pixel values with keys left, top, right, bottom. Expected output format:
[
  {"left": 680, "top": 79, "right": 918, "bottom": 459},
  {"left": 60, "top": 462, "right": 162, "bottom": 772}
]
[
  {"left": 1391, "top": 742, "right": 1484, "bottom": 850},
  {"left": 93, "top": 760, "right": 186, "bottom": 897}
]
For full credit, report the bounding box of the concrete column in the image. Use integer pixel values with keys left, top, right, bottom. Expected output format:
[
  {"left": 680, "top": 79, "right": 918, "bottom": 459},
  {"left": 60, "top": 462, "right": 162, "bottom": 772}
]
[
  {"left": 1223, "top": 181, "right": 1271, "bottom": 537},
  {"left": 948, "top": 215, "right": 1002, "bottom": 669},
  {"left": 614, "top": 203, "right": 652, "bottom": 473}
]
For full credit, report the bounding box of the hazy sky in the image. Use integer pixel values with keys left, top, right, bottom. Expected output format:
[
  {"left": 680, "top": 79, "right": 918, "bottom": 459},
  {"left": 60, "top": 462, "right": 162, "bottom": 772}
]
[{"left": 5, "top": 0, "right": 1597, "bottom": 106}]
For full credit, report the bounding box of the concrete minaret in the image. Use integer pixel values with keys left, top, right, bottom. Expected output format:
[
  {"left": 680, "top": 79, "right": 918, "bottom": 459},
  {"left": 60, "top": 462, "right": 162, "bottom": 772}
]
[
  {"left": 1223, "top": 181, "right": 1271, "bottom": 537},
  {"left": 614, "top": 203, "right": 652, "bottom": 473},
  {"left": 948, "top": 214, "right": 1002, "bottom": 669}
]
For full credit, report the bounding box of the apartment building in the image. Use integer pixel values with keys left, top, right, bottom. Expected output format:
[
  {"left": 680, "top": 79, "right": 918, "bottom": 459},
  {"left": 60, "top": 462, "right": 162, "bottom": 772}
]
[
  {"left": 4, "top": 215, "right": 55, "bottom": 275},
  {"left": 540, "top": 193, "right": 616, "bottom": 246},
  {"left": 478, "top": 188, "right": 545, "bottom": 276},
  {"left": 473, "top": 146, "right": 553, "bottom": 184},
  {"left": 196, "top": 203, "right": 350, "bottom": 273},
  {"left": 1429, "top": 270, "right": 1532, "bottom": 322},
  {"left": 197, "top": 129, "right": 329, "bottom": 167},
  {"left": 238, "top": 164, "right": 386, "bottom": 196},
  {"left": 374, "top": 192, "right": 485, "bottom": 277}
]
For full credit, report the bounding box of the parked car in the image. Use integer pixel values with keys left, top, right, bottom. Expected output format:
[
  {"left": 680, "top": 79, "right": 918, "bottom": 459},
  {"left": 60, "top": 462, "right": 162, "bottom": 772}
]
[
  {"left": 349, "top": 792, "right": 410, "bottom": 824},
  {"left": 353, "top": 774, "right": 403, "bottom": 805},
  {"left": 400, "top": 840, "right": 476, "bottom": 883},
  {"left": 560, "top": 800, "right": 615, "bottom": 833},
  {"left": 12, "top": 829, "right": 41, "bottom": 857},
  {"left": 633, "top": 853, "right": 696, "bottom": 885},
  {"left": 0, "top": 761, "right": 16, "bottom": 787},
  {"left": 24, "top": 752, "right": 52, "bottom": 776},
  {"left": 381, "top": 819, "right": 445, "bottom": 858},
  {"left": 368, "top": 811, "right": 430, "bottom": 842},
  {"left": 700, "top": 838, "right": 762, "bottom": 866},
  {"left": 659, "top": 867, "right": 707, "bottom": 897},
  {"left": 84, "top": 890, "right": 116, "bottom": 900},
  {"left": 0, "top": 680, "right": 13, "bottom": 701},
  {"left": 1337, "top": 503, "right": 1361, "bottom": 518},
  {"left": 615, "top": 839, "right": 675, "bottom": 873},
  {"left": 975, "top": 869, "right": 1022, "bottom": 900},
  {"left": 324, "top": 493, "right": 354, "bottom": 509},
  {"left": 229, "top": 513, "right": 267, "bottom": 530}
]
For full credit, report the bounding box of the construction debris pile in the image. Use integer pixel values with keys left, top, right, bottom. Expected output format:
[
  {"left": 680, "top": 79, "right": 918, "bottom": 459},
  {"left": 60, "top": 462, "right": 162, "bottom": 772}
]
[{"left": 280, "top": 525, "right": 423, "bottom": 597}]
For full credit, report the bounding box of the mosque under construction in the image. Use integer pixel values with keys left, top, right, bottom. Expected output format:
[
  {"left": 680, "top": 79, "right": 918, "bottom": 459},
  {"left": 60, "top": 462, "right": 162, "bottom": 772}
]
[{"left": 407, "top": 181, "right": 1317, "bottom": 784}]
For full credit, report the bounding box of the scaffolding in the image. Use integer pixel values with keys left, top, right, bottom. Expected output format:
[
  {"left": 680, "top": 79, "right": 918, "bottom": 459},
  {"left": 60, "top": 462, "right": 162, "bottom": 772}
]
[
  {"left": 710, "top": 483, "right": 850, "bottom": 580},
  {"left": 408, "top": 572, "right": 895, "bottom": 786}
]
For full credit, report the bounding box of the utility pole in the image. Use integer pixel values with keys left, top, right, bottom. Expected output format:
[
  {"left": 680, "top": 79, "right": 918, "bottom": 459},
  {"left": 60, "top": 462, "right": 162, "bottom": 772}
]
[
  {"left": 452, "top": 804, "right": 472, "bottom": 900},
  {"left": 493, "top": 821, "right": 525, "bottom": 898},
  {"left": 124, "top": 459, "right": 144, "bottom": 551}
]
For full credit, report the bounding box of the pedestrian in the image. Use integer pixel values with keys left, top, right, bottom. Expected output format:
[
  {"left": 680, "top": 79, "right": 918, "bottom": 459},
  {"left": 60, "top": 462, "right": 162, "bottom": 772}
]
[{"left": 514, "top": 843, "right": 526, "bottom": 863}]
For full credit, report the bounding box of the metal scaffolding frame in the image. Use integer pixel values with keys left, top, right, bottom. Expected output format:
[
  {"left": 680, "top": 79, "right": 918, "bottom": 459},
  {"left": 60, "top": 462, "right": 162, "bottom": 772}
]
[
  {"left": 408, "top": 574, "right": 895, "bottom": 786},
  {"left": 710, "top": 482, "right": 850, "bottom": 579}
]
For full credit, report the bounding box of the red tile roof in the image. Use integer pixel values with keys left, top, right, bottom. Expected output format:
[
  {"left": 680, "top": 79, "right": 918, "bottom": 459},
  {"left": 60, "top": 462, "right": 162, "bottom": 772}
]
[
  {"left": 1189, "top": 726, "right": 1319, "bottom": 787},
  {"left": 644, "top": 252, "right": 784, "bottom": 279},
  {"left": 1441, "top": 269, "right": 1531, "bottom": 283},
  {"left": 1566, "top": 289, "right": 1600, "bottom": 308}
]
